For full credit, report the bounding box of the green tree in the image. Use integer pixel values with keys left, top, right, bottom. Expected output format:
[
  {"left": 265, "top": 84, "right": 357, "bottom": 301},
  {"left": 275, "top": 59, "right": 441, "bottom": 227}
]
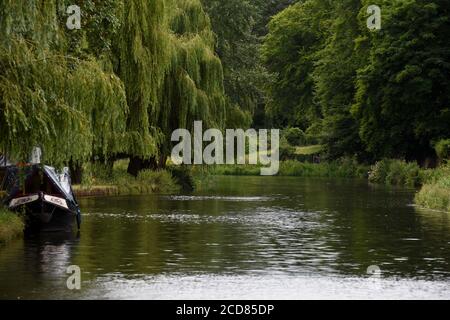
[
  {"left": 201, "top": 0, "right": 264, "bottom": 128},
  {"left": 313, "top": 0, "right": 367, "bottom": 160},
  {"left": 0, "top": 0, "right": 128, "bottom": 170},
  {"left": 261, "top": 0, "right": 331, "bottom": 128},
  {"left": 352, "top": 0, "right": 450, "bottom": 162},
  {"left": 159, "top": 0, "right": 227, "bottom": 162},
  {"left": 0, "top": 0, "right": 228, "bottom": 179},
  {"left": 253, "top": 0, "right": 298, "bottom": 37}
]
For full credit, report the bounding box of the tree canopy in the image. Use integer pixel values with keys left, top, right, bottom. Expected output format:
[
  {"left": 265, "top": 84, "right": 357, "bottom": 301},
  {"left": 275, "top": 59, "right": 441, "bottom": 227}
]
[
  {"left": 0, "top": 0, "right": 228, "bottom": 171},
  {"left": 2, "top": 0, "right": 448, "bottom": 171},
  {"left": 262, "top": 0, "right": 450, "bottom": 162}
]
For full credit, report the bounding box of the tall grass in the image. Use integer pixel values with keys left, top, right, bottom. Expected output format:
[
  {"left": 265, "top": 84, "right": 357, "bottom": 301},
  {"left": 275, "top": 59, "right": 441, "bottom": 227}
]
[
  {"left": 203, "top": 158, "right": 369, "bottom": 178},
  {"left": 209, "top": 164, "right": 262, "bottom": 176},
  {"left": 0, "top": 208, "right": 24, "bottom": 243},
  {"left": 415, "top": 164, "right": 450, "bottom": 212},
  {"left": 74, "top": 160, "right": 180, "bottom": 196},
  {"left": 279, "top": 159, "right": 368, "bottom": 178},
  {"left": 369, "top": 159, "right": 421, "bottom": 187},
  {"left": 294, "top": 145, "right": 324, "bottom": 155}
]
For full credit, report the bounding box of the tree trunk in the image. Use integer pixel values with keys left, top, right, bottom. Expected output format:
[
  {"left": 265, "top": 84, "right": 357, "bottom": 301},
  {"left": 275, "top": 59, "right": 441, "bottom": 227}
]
[
  {"left": 69, "top": 160, "right": 83, "bottom": 184},
  {"left": 127, "top": 157, "right": 144, "bottom": 177},
  {"left": 127, "top": 156, "right": 159, "bottom": 176},
  {"left": 104, "top": 158, "right": 114, "bottom": 175},
  {"left": 158, "top": 153, "right": 167, "bottom": 169},
  {"left": 147, "top": 157, "right": 158, "bottom": 170}
]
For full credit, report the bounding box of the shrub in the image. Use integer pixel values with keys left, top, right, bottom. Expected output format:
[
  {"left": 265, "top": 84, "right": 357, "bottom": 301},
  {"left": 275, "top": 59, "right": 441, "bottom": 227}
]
[
  {"left": 420, "top": 164, "right": 450, "bottom": 184},
  {"left": 304, "top": 122, "right": 322, "bottom": 145},
  {"left": 209, "top": 164, "right": 262, "bottom": 176},
  {"left": 0, "top": 208, "right": 24, "bottom": 243},
  {"left": 284, "top": 127, "right": 306, "bottom": 146},
  {"left": 415, "top": 164, "right": 450, "bottom": 212},
  {"left": 76, "top": 160, "right": 180, "bottom": 194},
  {"left": 279, "top": 137, "right": 296, "bottom": 160},
  {"left": 386, "top": 161, "right": 420, "bottom": 187},
  {"left": 278, "top": 157, "right": 368, "bottom": 178},
  {"left": 131, "top": 170, "right": 179, "bottom": 193},
  {"left": 368, "top": 159, "right": 390, "bottom": 184},
  {"left": 434, "top": 139, "right": 450, "bottom": 160},
  {"left": 168, "top": 166, "right": 195, "bottom": 191},
  {"left": 415, "top": 183, "right": 450, "bottom": 212},
  {"left": 369, "top": 159, "right": 421, "bottom": 187}
]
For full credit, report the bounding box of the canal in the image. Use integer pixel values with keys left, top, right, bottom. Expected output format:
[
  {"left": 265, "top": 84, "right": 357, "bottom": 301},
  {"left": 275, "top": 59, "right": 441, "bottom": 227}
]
[{"left": 1, "top": 176, "right": 449, "bottom": 299}]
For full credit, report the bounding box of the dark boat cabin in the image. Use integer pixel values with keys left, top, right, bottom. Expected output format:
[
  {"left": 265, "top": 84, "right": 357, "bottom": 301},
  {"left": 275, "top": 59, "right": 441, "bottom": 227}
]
[{"left": 1, "top": 156, "right": 81, "bottom": 232}]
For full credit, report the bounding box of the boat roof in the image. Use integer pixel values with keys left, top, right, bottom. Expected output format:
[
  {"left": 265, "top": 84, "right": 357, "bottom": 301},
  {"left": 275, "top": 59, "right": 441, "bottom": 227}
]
[{"left": 1, "top": 164, "right": 76, "bottom": 204}]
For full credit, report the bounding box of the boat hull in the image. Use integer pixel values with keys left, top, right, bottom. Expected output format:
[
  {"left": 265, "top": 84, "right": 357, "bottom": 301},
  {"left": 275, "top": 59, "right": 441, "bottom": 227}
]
[{"left": 9, "top": 193, "right": 77, "bottom": 232}]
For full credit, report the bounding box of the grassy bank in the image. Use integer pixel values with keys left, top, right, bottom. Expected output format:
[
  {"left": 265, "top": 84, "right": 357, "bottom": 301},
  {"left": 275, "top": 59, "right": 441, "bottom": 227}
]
[
  {"left": 197, "top": 154, "right": 450, "bottom": 213},
  {"left": 279, "top": 159, "right": 368, "bottom": 178},
  {"left": 295, "top": 145, "right": 324, "bottom": 155},
  {"left": 0, "top": 208, "right": 24, "bottom": 244},
  {"left": 63, "top": 155, "right": 450, "bottom": 213},
  {"left": 202, "top": 158, "right": 369, "bottom": 178},
  {"left": 415, "top": 165, "right": 450, "bottom": 212},
  {"left": 73, "top": 161, "right": 181, "bottom": 197},
  {"left": 368, "top": 159, "right": 422, "bottom": 187},
  {"left": 367, "top": 159, "right": 450, "bottom": 212}
]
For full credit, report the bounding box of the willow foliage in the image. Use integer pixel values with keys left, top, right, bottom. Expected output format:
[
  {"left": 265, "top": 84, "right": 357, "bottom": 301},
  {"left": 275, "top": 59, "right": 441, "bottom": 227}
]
[
  {"left": 167, "top": 0, "right": 226, "bottom": 130},
  {"left": 0, "top": 0, "right": 128, "bottom": 166},
  {"left": 119, "top": 0, "right": 167, "bottom": 158},
  {"left": 120, "top": 0, "right": 226, "bottom": 158},
  {"left": 0, "top": 0, "right": 227, "bottom": 167}
]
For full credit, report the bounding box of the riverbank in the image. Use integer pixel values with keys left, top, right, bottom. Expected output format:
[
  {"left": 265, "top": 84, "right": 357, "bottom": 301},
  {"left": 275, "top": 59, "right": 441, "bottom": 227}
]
[
  {"left": 196, "top": 157, "right": 450, "bottom": 213},
  {"left": 358, "top": 159, "right": 450, "bottom": 213},
  {"left": 415, "top": 165, "right": 450, "bottom": 212},
  {"left": 367, "top": 160, "right": 450, "bottom": 212},
  {"left": 73, "top": 166, "right": 181, "bottom": 198},
  {"left": 0, "top": 208, "right": 24, "bottom": 244},
  {"left": 73, "top": 158, "right": 450, "bottom": 213},
  {"left": 73, "top": 158, "right": 369, "bottom": 197},
  {"left": 201, "top": 159, "right": 369, "bottom": 179}
]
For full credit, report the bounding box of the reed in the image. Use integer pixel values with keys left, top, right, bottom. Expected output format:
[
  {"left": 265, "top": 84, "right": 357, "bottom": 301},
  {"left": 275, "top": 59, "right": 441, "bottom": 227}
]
[{"left": 0, "top": 208, "right": 24, "bottom": 243}]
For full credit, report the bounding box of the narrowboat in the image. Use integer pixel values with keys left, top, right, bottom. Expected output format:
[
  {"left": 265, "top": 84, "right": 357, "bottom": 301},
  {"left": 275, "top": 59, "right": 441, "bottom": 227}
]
[{"left": 1, "top": 160, "right": 81, "bottom": 232}]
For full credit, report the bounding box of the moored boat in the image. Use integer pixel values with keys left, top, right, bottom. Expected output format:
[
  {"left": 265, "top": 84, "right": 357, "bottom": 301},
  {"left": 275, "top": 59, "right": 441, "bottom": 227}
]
[{"left": 1, "top": 163, "right": 81, "bottom": 232}]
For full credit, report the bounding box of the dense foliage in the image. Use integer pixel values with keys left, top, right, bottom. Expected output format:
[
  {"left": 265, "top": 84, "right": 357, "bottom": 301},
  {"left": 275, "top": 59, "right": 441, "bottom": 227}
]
[
  {"left": 416, "top": 164, "right": 450, "bottom": 212},
  {"left": 1, "top": 0, "right": 449, "bottom": 184},
  {"left": 0, "top": 207, "right": 24, "bottom": 243},
  {"left": 200, "top": 0, "right": 295, "bottom": 128},
  {"left": 0, "top": 0, "right": 227, "bottom": 174},
  {"left": 262, "top": 0, "right": 450, "bottom": 163},
  {"left": 0, "top": 0, "right": 128, "bottom": 166}
]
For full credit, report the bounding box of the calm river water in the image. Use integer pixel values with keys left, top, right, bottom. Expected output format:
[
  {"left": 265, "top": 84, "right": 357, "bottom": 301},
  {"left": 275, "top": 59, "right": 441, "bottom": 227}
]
[{"left": 1, "top": 176, "right": 450, "bottom": 299}]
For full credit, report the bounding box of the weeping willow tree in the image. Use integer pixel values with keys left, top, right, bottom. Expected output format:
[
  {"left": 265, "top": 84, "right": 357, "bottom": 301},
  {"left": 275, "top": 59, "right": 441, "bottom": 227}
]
[
  {"left": 161, "top": 0, "right": 226, "bottom": 151},
  {"left": 120, "top": 0, "right": 226, "bottom": 174},
  {"left": 0, "top": 0, "right": 228, "bottom": 178},
  {"left": 119, "top": 0, "right": 167, "bottom": 165},
  {"left": 0, "top": 0, "right": 128, "bottom": 171}
]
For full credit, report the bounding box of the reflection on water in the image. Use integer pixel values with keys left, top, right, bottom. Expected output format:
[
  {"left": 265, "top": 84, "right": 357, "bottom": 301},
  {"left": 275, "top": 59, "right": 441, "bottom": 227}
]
[
  {"left": 0, "top": 176, "right": 450, "bottom": 299},
  {"left": 83, "top": 274, "right": 450, "bottom": 300}
]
